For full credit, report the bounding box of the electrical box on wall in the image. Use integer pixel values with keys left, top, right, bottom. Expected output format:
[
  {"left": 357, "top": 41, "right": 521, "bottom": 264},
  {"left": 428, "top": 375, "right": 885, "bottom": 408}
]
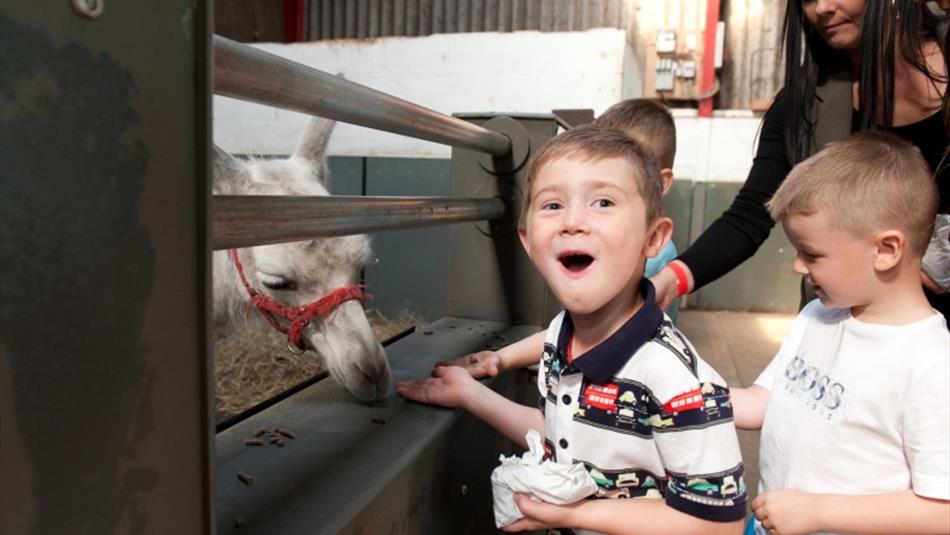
[
  {"left": 656, "top": 29, "right": 677, "bottom": 53},
  {"left": 677, "top": 60, "right": 697, "bottom": 79},
  {"left": 644, "top": 28, "right": 704, "bottom": 101},
  {"left": 654, "top": 59, "right": 675, "bottom": 91}
]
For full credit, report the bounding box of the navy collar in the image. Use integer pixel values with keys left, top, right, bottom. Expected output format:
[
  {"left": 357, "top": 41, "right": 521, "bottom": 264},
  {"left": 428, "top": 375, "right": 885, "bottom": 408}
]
[{"left": 555, "top": 279, "right": 664, "bottom": 384}]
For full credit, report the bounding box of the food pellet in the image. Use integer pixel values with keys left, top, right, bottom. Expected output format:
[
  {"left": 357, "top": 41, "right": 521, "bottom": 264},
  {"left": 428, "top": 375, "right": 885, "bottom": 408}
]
[{"left": 237, "top": 471, "right": 254, "bottom": 485}]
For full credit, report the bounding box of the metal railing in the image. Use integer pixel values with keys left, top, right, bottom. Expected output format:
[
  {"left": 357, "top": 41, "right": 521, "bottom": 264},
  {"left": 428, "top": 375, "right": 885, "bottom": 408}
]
[
  {"left": 214, "top": 195, "right": 505, "bottom": 249},
  {"left": 214, "top": 36, "right": 511, "bottom": 157},
  {"left": 212, "top": 35, "right": 512, "bottom": 250}
]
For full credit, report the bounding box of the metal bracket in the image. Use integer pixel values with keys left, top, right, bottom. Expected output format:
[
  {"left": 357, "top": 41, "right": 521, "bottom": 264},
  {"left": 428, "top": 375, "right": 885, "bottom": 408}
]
[
  {"left": 72, "top": 0, "right": 104, "bottom": 18},
  {"left": 476, "top": 116, "right": 530, "bottom": 175}
]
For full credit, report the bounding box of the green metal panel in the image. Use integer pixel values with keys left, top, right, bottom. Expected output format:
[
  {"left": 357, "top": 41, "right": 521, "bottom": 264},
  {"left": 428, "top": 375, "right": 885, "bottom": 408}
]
[
  {"left": 364, "top": 158, "right": 452, "bottom": 321},
  {"left": 327, "top": 156, "right": 365, "bottom": 196},
  {"left": 665, "top": 179, "right": 694, "bottom": 253},
  {"left": 690, "top": 182, "right": 800, "bottom": 312},
  {"left": 447, "top": 115, "right": 561, "bottom": 325},
  {"left": 1, "top": 2, "right": 212, "bottom": 534}
]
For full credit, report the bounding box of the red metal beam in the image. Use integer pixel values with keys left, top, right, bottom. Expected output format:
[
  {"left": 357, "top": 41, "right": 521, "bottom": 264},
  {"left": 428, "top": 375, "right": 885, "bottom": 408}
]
[
  {"left": 699, "top": 0, "right": 720, "bottom": 118},
  {"left": 282, "top": 0, "right": 305, "bottom": 43}
]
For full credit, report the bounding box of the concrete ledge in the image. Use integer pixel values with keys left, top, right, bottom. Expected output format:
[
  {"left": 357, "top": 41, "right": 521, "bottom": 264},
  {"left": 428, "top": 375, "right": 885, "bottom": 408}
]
[{"left": 216, "top": 317, "right": 540, "bottom": 534}]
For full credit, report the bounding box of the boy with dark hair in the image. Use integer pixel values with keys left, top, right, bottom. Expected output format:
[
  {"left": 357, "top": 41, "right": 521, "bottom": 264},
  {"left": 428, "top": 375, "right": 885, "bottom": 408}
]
[
  {"left": 728, "top": 132, "right": 950, "bottom": 535},
  {"left": 398, "top": 126, "right": 746, "bottom": 534}
]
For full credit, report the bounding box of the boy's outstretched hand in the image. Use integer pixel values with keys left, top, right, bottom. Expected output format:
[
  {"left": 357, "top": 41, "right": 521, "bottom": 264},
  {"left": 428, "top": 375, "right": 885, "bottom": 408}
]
[
  {"left": 502, "top": 493, "right": 582, "bottom": 532},
  {"left": 751, "top": 489, "right": 818, "bottom": 535},
  {"left": 433, "top": 350, "right": 502, "bottom": 379},
  {"left": 396, "top": 365, "right": 481, "bottom": 408}
]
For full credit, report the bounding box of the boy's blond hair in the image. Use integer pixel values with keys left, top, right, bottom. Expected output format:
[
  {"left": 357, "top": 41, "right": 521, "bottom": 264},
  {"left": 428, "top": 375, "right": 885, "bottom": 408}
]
[
  {"left": 767, "top": 131, "right": 937, "bottom": 255},
  {"left": 594, "top": 99, "right": 676, "bottom": 170},
  {"left": 521, "top": 125, "right": 663, "bottom": 226}
]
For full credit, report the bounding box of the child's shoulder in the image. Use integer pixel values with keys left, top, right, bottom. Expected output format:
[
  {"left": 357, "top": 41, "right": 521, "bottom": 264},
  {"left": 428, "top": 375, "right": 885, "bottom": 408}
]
[
  {"left": 643, "top": 321, "right": 698, "bottom": 369},
  {"left": 795, "top": 300, "right": 948, "bottom": 369},
  {"left": 625, "top": 321, "right": 727, "bottom": 389}
]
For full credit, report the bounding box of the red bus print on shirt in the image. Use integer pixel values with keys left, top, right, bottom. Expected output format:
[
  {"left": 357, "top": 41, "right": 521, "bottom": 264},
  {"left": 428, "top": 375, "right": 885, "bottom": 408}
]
[
  {"left": 663, "top": 388, "right": 704, "bottom": 415},
  {"left": 584, "top": 383, "right": 620, "bottom": 413}
]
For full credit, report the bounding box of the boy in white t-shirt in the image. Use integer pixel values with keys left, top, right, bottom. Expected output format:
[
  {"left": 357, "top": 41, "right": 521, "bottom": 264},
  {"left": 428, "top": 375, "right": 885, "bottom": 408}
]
[{"left": 728, "top": 131, "right": 950, "bottom": 535}]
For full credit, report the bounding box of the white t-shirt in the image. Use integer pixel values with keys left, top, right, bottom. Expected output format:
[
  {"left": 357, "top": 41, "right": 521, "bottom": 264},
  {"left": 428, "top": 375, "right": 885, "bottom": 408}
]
[{"left": 755, "top": 300, "right": 950, "bottom": 504}]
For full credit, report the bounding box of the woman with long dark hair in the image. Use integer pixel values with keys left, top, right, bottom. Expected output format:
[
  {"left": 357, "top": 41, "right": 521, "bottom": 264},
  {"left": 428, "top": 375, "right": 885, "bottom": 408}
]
[{"left": 652, "top": 0, "right": 948, "bottom": 316}]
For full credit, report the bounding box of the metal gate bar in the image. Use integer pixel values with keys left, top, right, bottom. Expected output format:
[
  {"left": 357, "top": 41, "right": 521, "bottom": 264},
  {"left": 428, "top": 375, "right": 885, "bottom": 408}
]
[
  {"left": 214, "top": 35, "right": 512, "bottom": 157},
  {"left": 214, "top": 195, "right": 505, "bottom": 249}
]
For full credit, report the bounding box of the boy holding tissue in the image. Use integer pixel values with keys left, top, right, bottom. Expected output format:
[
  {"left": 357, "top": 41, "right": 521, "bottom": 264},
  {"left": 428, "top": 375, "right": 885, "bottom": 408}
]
[{"left": 397, "top": 126, "right": 746, "bottom": 535}]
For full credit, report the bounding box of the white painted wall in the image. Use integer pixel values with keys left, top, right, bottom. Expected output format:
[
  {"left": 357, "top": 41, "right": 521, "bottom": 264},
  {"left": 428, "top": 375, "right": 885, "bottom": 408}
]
[
  {"left": 214, "top": 30, "right": 626, "bottom": 158},
  {"left": 672, "top": 110, "right": 763, "bottom": 183},
  {"left": 214, "top": 30, "right": 764, "bottom": 183}
]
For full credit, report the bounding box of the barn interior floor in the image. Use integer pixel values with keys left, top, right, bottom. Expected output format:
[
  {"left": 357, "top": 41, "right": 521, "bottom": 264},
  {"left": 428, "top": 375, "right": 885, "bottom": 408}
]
[{"left": 676, "top": 308, "right": 797, "bottom": 502}]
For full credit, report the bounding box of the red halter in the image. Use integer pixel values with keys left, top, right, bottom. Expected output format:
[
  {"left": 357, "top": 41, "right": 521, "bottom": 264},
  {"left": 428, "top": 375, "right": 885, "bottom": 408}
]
[{"left": 229, "top": 249, "right": 367, "bottom": 353}]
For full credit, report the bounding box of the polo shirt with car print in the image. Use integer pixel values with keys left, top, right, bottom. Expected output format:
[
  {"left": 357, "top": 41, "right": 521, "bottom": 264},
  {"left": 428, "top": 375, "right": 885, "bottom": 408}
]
[{"left": 538, "top": 280, "right": 747, "bottom": 534}]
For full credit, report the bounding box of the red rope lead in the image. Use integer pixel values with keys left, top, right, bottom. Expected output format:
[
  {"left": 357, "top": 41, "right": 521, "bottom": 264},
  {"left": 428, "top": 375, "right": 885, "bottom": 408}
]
[{"left": 229, "top": 249, "right": 367, "bottom": 352}]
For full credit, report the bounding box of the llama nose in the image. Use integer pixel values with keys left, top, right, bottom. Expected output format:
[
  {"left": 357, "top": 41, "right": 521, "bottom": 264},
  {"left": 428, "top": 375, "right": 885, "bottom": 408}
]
[{"left": 364, "top": 344, "right": 393, "bottom": 399}]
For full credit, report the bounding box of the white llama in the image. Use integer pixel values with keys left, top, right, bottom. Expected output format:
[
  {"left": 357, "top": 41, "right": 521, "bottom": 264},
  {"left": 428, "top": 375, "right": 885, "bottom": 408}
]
[{"left": 212, "top": 117, "right": 392, "bottom": 401}]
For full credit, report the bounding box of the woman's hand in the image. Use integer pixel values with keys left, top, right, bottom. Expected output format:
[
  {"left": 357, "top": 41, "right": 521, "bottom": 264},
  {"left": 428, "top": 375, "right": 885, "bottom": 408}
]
[
  {"left": 651, "top": 261, "right": 693, "bottom": 310},
  {"left": 433, "top": 350, "right": 502, "bottom": 379}
]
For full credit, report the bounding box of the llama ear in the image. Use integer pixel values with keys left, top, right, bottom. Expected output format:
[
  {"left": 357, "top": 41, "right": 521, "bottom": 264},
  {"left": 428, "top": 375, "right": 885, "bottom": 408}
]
[
  {"left": 292, "top": 117, "right": 336, "bottom": 183},
  {"left": 211, "top": 144, "right": 246, "bottom": 192}
]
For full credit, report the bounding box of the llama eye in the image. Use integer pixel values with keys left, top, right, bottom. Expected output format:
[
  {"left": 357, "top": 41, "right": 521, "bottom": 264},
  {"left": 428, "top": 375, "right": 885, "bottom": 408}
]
[
  {"left": 259, "top": 274, "right": 297, "bottom": 291},
  {"left": 262, "top": 280, "right": 296, "bottom": 291}
]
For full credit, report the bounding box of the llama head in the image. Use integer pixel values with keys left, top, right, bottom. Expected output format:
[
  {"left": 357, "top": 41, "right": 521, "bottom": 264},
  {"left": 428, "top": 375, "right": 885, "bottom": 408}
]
[{"left": 214, "top": 117, "right": 392, "bottom": 401}]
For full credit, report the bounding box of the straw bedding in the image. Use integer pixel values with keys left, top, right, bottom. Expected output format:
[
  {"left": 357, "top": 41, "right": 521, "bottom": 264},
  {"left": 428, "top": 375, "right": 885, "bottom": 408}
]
[{"left": 214, "top": 309, "right": 423, "bottom": 416}]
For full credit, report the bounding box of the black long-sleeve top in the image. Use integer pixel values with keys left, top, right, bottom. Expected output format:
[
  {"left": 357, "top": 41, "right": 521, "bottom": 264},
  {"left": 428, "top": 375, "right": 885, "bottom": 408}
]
[{"left": 677, "top": 90, "right": 950, "bottom": 290}]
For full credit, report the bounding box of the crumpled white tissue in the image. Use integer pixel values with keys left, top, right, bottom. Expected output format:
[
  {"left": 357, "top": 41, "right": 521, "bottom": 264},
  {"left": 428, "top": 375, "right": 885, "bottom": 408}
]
[{"left": 490, "top": 429, "right": 599, "bottom": 528}]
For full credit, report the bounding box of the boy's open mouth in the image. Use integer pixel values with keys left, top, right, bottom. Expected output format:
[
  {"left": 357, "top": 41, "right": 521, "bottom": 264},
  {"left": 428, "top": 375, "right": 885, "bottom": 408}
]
[{"left": 558, "top": 253, "right": 594, "bottom": 272}]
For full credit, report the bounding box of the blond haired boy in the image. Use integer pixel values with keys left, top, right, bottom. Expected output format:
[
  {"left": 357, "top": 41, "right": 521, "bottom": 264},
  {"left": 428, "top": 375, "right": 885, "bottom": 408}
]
[
  {"left": 440, "top": 99, "right": 682, "bottom": 380},
  {"left": 398, "top": 126, "right": 746, "bottom": 534},
  {"left": 728, "top": 132, "right": 950, "bottom": 535}
]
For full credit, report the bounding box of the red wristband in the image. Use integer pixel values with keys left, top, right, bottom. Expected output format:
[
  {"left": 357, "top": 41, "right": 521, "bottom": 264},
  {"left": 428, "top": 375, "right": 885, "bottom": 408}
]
[{"left": 668, "top": 262, "right": 690, "bottom": 297}]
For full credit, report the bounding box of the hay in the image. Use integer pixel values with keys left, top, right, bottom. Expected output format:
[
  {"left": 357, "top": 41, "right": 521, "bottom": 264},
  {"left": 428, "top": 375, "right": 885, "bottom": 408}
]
[
  {"left": 213, "top": 327, "right": 323, "bottom": 415},
  {"left": 365, "top": 308, "right": 425, "bottom": 342},
  {"left": 214, "top": 309, "right": 423, "bottom": 417}
]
